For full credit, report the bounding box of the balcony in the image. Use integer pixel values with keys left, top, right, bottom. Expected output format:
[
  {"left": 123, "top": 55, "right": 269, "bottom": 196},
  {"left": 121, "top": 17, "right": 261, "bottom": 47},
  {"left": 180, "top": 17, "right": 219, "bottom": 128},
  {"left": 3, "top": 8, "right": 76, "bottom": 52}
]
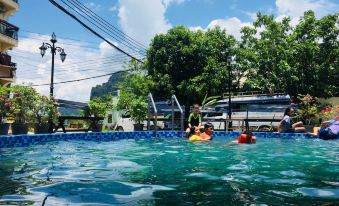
[
  {"left": 0, "top": 19, "right": 18, "bottom": 50},
  {"left": 0, "top": 19, "right": 18, "bottom": 40},
  {"left": 0, "top": 53, "right": 16, "bottom": 79},
  {"left": 0, "top": 0, "right": 19, "bottom": 17}
]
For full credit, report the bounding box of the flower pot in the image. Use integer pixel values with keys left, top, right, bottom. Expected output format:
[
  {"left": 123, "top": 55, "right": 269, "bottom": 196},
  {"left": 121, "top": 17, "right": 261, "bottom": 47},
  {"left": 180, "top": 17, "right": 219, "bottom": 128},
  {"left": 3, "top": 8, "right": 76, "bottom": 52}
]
[
  {"left": 133, "top": 123, "right": 144, "bottom": 131},
  {"left": 34, "top": 123, "right": 50, "bottom": 134},
  {"left": 0, "top": 123, "right": 10, "bottom": 135},
  {"left": 12, "top": 123, "right": 28, "bottom": 135}
]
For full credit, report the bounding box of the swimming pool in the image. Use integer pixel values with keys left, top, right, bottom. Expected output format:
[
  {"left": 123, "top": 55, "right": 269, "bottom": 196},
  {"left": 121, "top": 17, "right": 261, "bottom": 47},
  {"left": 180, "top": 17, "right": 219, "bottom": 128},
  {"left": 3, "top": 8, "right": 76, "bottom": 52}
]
[{"left": 0, "top": 133, "right": 338, "bottom": 205}]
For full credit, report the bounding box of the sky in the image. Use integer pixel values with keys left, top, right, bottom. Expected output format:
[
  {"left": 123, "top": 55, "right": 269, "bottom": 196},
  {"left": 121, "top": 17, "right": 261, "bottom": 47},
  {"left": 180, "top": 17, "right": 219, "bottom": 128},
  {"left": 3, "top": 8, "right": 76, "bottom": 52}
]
[{"left": 8, "top": 0, "right": 339, "bottom": 102}]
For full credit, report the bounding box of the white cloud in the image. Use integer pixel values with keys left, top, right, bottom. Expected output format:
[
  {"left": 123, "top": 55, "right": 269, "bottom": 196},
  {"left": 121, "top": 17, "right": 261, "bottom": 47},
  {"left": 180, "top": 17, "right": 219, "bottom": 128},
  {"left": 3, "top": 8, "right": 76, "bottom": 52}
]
[
  {"left": 200, "top": 0, "right": 339, "bottom": 40},
  {"left": 276, "top": 0, "right": 338, "bottom": 18},
  {"left": 10, "top": 34, "right": 127, "bottom": 102},
  {"left": 189, "top": 26, "right": 204, "bottom": 32},
  {"left": 117, "top": 0, "right": 173, "bottom": 46},
  {"left": 162, "top": 0, "right": 186, "bottom": 8},
  {"left": 207, "top": 17, "right": 251, "bottom": 40},
  {"left": 275, "top": 0, "right": 339, "bottom": 25}
]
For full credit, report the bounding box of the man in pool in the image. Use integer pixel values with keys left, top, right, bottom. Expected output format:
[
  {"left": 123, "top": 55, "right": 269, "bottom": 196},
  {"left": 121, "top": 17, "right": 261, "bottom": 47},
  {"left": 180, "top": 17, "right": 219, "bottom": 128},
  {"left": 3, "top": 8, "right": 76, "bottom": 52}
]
[{"left": 200, "top": 123, "right": 214, "bottom": 141}]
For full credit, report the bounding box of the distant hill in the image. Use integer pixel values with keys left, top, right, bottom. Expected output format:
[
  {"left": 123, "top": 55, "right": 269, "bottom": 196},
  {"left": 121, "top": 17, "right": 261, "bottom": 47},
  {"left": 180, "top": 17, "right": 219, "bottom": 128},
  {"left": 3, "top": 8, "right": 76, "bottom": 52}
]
[{"left": 90, "top": 71, "right": 127, "bottom": 99}]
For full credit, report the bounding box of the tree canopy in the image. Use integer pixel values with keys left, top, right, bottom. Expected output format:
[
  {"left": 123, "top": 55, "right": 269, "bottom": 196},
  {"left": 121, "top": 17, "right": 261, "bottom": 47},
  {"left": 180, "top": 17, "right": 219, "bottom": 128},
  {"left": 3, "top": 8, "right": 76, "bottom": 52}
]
[{"left": 94, "top": 10, "right": 338, "bottom": 107}]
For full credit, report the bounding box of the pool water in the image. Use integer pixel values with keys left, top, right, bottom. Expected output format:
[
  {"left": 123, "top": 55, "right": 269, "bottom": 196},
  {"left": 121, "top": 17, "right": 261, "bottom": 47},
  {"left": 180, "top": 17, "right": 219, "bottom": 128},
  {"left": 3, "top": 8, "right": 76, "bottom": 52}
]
[{"left": 0, "top": 137, "right": 338, "bottom": 205}]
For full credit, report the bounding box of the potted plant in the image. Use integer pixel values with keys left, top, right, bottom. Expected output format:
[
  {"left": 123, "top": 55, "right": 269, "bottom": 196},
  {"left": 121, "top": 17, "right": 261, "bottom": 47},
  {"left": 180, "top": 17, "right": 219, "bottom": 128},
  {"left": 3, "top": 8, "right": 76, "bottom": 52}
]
[
  {"left": 31, "top": 94, "right": 58, "bottom": 134},
  {"left": 294, "top": 94, "right": 319, "bottom": 132},
  {"left": 0, "top": 86, "right": 12, "bottom": 135},
  {"left": 117, "top": 89, "right": 148, "bottom": 131},
  {"left": 10, "top": 85, "right": 36, "bottom": 135},
  {"left": 87, "top": 95, "right": 114, "bottom": 132},
  {"left": 129, "top": 97, "right": 148, "bottom": 131}
]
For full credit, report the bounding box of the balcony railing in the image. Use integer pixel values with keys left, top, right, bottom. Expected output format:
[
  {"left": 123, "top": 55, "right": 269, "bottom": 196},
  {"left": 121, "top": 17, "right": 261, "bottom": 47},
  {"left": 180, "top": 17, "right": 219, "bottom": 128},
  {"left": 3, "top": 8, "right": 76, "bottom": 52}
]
[
  {"left": 0, "top": 53, "right": 16, "bottom": 78},
  {"left": 0, "top": 19, "right": 19, "bottom": 40}
]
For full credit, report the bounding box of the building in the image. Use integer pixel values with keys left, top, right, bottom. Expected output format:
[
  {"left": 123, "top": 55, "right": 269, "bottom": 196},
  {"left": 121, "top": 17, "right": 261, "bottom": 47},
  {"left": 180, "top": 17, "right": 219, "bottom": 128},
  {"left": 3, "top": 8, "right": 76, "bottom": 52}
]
[{"left": 0, "top": 0, "right": 19, "bottom": 86}]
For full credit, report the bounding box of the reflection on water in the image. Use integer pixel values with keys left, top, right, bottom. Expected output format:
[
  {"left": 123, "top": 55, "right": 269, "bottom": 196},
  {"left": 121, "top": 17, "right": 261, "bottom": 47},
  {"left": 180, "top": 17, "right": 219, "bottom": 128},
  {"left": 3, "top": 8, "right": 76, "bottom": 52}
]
[{"left": 0, "top": 138, "right": 338, "bottom": 205}]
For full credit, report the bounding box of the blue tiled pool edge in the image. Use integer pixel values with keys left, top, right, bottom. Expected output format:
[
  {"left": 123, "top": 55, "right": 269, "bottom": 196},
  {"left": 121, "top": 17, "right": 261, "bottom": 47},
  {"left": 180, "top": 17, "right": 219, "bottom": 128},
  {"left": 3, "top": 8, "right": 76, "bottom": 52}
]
[{"left": 0, "top": 131, "right": 312, "bottom": 148}]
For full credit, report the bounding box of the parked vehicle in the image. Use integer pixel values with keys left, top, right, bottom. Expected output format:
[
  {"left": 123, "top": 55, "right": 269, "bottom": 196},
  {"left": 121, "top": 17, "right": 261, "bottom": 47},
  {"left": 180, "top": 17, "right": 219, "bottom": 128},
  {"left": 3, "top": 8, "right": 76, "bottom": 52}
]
[{"left": 202, "top": 92, "right": 291, "bottom": 131}]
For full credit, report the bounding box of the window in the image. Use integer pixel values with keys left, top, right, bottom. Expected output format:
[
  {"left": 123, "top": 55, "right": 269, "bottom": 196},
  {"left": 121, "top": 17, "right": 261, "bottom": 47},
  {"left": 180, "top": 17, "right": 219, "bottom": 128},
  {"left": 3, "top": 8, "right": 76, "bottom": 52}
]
[{"left": 108, "top": 114, "right": 112, "bottom": 123}]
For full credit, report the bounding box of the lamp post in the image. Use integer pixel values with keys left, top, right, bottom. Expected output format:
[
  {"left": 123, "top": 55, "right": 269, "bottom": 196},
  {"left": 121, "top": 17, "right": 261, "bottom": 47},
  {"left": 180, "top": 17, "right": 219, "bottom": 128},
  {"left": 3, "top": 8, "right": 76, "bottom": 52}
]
[
  {"left": 227, "top": 55, "right": 233, "bottom": 131},
  {"left": 39, "top": 32, "right": 67, "bottom": 97},
  {"left": 39, "top": 33, "right": 66, "bottom": 132}
]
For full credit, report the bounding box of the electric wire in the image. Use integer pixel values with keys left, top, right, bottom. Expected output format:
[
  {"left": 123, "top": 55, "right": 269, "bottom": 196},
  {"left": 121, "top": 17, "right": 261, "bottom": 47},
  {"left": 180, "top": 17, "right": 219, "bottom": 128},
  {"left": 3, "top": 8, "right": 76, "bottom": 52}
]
[
  {"left": 69, "top": 0, "right": 147, "bottom": 50},
  {"left": 60, "top": 0, "right": 146, "bottom": 57},
  {"left": 48, "top": 0, "right": 144, "bottom": 63},
  {"left": 30, "top": 70, "right": 128, "bottom": 87}
]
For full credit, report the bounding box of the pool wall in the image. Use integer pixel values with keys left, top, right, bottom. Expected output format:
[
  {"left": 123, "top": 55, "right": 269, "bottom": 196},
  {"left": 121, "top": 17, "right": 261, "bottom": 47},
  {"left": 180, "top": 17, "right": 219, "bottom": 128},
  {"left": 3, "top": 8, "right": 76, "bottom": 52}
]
[{"left": 0, "top": 131, "right": 312, "bottom": 148}]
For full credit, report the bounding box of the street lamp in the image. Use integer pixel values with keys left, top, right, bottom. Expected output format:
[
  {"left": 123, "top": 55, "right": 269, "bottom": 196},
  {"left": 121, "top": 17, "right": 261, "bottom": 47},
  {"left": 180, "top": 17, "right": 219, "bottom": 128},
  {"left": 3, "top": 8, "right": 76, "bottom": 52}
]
[
  {"left": 39, "top": 32, "right": 66, "bottom": 132},
  {"left": 227, "top": 55, "right": 234, "bottom": 131},
  {"left": 39, "top": 32, "right": 67, "bottom": 97}
]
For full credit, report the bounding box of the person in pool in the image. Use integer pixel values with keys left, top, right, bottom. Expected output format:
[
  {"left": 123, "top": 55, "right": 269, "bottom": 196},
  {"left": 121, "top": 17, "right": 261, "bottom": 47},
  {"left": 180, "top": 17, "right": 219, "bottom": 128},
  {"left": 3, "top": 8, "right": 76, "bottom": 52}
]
[
  {"left": 200, "top": 123, "right": 214, "bottom": 141},
  {"left": 188, "top": 127, "right": 202, "bottom": 142},
  {"left": 278, "top": 107, "right": 306, "bottom": 133},
  {"left": 236, "top": 131, "right": 256, "bottom": 144},
  {"left": 189, "top": 123, "right": 214, "bottom": 142}
]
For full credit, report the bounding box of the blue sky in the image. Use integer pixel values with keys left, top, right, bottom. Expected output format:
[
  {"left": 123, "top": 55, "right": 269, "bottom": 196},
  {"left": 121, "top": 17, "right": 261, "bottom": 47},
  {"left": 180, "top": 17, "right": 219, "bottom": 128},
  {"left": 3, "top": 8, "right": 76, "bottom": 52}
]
[{"left": 8, "top": 0, "right": 339, "bottom": 101}]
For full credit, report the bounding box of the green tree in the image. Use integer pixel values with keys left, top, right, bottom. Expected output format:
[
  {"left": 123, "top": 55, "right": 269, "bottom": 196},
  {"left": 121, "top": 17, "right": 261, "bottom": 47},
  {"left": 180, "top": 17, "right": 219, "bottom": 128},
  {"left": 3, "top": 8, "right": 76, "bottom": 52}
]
[{"left": 146, "top": 26, "right": 236, "bottom": 106}]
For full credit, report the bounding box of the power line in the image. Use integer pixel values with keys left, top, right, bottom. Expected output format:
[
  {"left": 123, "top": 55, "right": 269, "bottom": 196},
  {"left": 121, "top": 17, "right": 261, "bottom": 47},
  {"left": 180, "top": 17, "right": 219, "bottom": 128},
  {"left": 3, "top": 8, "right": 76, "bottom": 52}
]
[
  {"left": 31, "top": 70, "right": 128, "bottom": 87},
  {"left": 70, "top": 0, "right": 147, "bottom": 50},
  {"left": 18, "top": 61, "right": 127, "bottom": 79},
  {"left": 49, "top": 0, "right": 144, "bottom": 63},
  {"left": 61, "top": 0, "right": 146, "bottom": 57},
  {"left": 12, "top": 53, "right": 130, "bottom": 75},
  {"left": 20, "top": 30, "right": 102, "bottom": 46}
]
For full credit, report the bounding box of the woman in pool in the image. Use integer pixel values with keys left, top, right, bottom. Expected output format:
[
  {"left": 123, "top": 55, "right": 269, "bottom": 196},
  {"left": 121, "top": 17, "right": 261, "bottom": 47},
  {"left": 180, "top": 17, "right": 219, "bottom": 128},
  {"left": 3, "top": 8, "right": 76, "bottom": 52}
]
[
  {"left": 188, "top": 127, "right": 202, "bottom": 141},
  {"left": 278, "top": 107, "right": 306, "bottom": 133}
]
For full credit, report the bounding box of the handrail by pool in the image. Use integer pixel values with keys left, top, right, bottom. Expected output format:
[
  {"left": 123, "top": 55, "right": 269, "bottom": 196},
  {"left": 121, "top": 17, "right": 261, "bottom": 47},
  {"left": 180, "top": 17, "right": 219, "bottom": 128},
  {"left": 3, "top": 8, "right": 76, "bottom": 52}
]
[
  {"left": 171, "top": 95, "right": 184, "bottom": 137},
  {"left": 147, "top": 93, "right": 158, "bottom": 136}
]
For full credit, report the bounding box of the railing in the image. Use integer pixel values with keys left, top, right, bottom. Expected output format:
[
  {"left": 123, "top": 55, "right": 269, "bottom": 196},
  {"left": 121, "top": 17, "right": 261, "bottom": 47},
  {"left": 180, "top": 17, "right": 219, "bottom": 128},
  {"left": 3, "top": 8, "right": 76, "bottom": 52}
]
[
  {"left": 0, "top": 53, "right": 15, "bottom": 66},
  {"left": 222, "top": 91, "right": 286, "bottom": 98},
  {"left": 147, "top": 93, "right": 158, "bottom": 135},
  {"left": 0, "top": 53, "right": 16, "bottom": 78},
  {"left": 0, "top": 19, "right": 19, "bottom": 40},
  {"left": 171, "top": 95, "right": 184, "bottom": 137}
]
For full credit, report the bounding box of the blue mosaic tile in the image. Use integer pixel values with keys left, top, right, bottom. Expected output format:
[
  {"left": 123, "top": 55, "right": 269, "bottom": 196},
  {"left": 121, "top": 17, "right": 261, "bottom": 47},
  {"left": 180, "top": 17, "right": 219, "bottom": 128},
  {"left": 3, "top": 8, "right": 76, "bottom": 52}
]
[{"left": 0, "top": 130, "right": 312, "bottom": 148}]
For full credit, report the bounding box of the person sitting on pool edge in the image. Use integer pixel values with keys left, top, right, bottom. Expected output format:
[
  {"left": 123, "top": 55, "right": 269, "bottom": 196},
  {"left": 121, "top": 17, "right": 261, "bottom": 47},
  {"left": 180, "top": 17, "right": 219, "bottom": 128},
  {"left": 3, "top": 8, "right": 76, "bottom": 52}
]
[
  {"left": 200, "top": 123, "right": 214, "bottom": 141},
  {"left": 308, "top": 119, "right": 339, "bottom": 140},
  {"left": 185, "top": 104, "right": 203, "bottom": 137},
  {"left": 278, "top": 107, "right": 306, "bottom": 133},
  {"left": 237, "top": 131, "right": 256, "bottom": 144}
]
